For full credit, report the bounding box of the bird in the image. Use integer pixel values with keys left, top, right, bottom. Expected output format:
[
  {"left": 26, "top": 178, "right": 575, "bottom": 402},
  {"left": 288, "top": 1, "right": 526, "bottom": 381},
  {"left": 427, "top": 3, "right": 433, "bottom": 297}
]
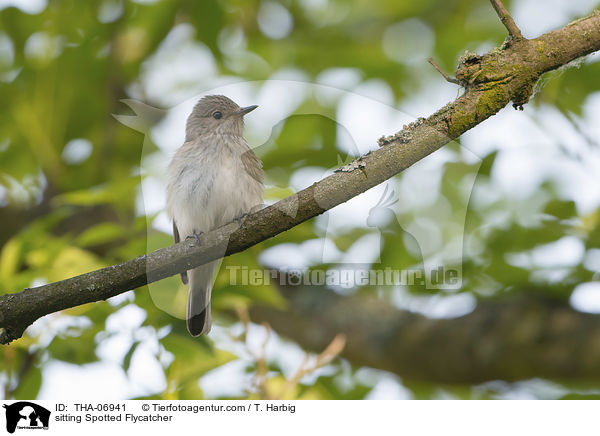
[{"left": 167, "top": 95, "right": 264, "bottom": 336}]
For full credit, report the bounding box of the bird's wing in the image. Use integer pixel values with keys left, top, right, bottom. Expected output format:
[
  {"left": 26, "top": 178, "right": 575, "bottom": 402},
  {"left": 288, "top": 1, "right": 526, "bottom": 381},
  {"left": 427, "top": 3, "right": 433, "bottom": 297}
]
[
  {"left": 173, "top": 220, "right": 188, "bottom": 284},
  {"left": 241, "top": 149, "right": 264, "bottom": 184}
]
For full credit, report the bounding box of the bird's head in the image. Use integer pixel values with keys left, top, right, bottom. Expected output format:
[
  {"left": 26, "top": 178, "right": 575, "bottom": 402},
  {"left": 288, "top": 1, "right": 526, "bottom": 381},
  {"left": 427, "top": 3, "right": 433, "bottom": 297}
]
[{"left": 185, "top": 94, "right": 257, "bottom": 140}]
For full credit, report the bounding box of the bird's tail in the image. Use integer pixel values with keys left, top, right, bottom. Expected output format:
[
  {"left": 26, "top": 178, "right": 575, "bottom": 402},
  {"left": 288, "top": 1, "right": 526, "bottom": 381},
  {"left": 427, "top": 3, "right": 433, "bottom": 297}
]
[{"left": 186, "top": 261, "right": 217, "bottom": 336}]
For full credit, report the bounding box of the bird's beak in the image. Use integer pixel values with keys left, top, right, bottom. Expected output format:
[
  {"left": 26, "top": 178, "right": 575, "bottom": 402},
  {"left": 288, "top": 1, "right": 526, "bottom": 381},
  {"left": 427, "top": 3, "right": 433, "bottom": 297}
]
[{"left": 235, "top": 105, "right": 258, "bottom": 116}]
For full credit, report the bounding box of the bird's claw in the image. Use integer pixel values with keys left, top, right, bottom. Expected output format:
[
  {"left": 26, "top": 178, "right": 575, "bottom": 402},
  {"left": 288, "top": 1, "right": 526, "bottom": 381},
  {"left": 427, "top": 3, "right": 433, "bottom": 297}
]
[
  {"left": 234, "top": 213, "right": 249, "bottom": 227},
  {"left": 185, "top": 231, "right": 203, "bottom": 245}
]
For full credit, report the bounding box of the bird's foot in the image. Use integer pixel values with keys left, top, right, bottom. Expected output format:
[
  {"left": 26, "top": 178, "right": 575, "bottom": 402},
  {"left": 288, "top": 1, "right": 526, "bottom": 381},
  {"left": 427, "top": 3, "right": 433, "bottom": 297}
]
[
  {"left": 185, "top": 231, "right": 204, "bottom": 245},
  {"left": 233, "top": 213, "right": 249, "bottom": 227}
]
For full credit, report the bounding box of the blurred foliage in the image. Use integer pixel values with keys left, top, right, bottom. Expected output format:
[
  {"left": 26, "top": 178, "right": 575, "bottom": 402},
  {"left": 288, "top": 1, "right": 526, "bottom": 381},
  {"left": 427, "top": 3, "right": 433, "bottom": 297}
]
[{"left": 1, "top": 0, "right": 600, "bottom": 400}]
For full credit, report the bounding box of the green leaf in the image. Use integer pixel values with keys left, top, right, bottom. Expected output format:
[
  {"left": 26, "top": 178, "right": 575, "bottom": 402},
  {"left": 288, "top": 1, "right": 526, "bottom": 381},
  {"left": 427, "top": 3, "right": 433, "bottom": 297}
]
[
  {"left": 75, "top": 222, "right": 124, "bottom": 247},
  {"left": 48, "top": 326, "right": 99, "bottom": 365},
  {"left": 12, "top": 366, "right": 42, "bottom": 400},
  {"left": 544, "top": 199, "right": 577, "bottom": 220},
  {"left": 0, "top": 237, "right": 21, "bottom": 281},
  {"left": 123, "top": 341, "right": 141, "bottom": 373},
  {"left": 162, "top": 334, "right": 236, "bottom": 385}
]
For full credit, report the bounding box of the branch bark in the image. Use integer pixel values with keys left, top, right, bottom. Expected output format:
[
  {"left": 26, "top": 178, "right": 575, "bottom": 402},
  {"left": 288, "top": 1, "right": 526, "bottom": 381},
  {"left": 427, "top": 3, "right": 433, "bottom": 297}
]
[
  {"left": 1, "top": 9, "right": 600, "bottom": 344},
  {"left": 249, "top": 284, "right": 600, "bottom": 384},
  {"left": 490, "top": 0, "right": 524, "bottom": 40}
]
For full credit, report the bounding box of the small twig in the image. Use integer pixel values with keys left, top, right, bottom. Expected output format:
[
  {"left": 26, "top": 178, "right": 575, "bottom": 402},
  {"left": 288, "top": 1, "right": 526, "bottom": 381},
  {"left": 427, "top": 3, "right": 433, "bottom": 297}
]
[
  {"left": 251, "top": 323, "right": 271, "bottom": 399},
  {"left": 489, "top": 0, "right": 523, "bottom": 40},
  {"left": 427, "top": 58, "right": 460, "bottom": 85},
  {"left": 230, "top": 308, "right": 273, "bottom": 399},
  {"left": 278, "top": 334, "right": 346, "bottom": 398},
  {"left": 234, "top": 304, "right": 251, "bottom": 342}
]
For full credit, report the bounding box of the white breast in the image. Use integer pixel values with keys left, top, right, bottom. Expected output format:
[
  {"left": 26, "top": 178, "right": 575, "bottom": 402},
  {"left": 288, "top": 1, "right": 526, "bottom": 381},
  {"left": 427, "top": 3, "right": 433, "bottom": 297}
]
[{"left": 166, "top": 134, "right": 263, "bottom": 239}]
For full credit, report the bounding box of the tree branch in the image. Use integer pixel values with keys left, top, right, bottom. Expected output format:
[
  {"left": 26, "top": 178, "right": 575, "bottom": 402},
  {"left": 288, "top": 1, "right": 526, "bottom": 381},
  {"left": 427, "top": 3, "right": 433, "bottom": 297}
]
[
  {"left": 428, "top": 57, "right": 460, "bottom": 84},
  {"left": 250, "top": 283, "right": 600, "bottom": 384},
  {"left": 490, "top": 0, "right": 524, "bottom": 40},
  {"left": 1, "top": 9, "right": 600, "bottom": 344}
]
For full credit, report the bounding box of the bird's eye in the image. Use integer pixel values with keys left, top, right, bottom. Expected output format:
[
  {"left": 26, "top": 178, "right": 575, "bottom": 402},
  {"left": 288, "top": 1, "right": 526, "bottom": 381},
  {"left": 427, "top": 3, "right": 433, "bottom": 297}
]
[{"left": 212, "top": 111, "right": 222, "bottom": 119}]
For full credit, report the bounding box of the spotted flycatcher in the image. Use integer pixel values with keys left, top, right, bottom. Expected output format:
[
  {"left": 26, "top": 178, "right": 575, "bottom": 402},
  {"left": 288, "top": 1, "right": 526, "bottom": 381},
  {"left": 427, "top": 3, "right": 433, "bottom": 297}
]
[{"left": 167, "top": 95, "right": 264, "bottom": 336}]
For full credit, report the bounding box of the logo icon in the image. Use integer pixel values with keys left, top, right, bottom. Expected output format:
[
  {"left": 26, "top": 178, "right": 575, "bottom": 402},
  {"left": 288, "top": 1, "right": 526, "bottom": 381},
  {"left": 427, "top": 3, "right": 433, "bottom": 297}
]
[{"left": 2, "top": 402, "right": 50, "bottom": 433}]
